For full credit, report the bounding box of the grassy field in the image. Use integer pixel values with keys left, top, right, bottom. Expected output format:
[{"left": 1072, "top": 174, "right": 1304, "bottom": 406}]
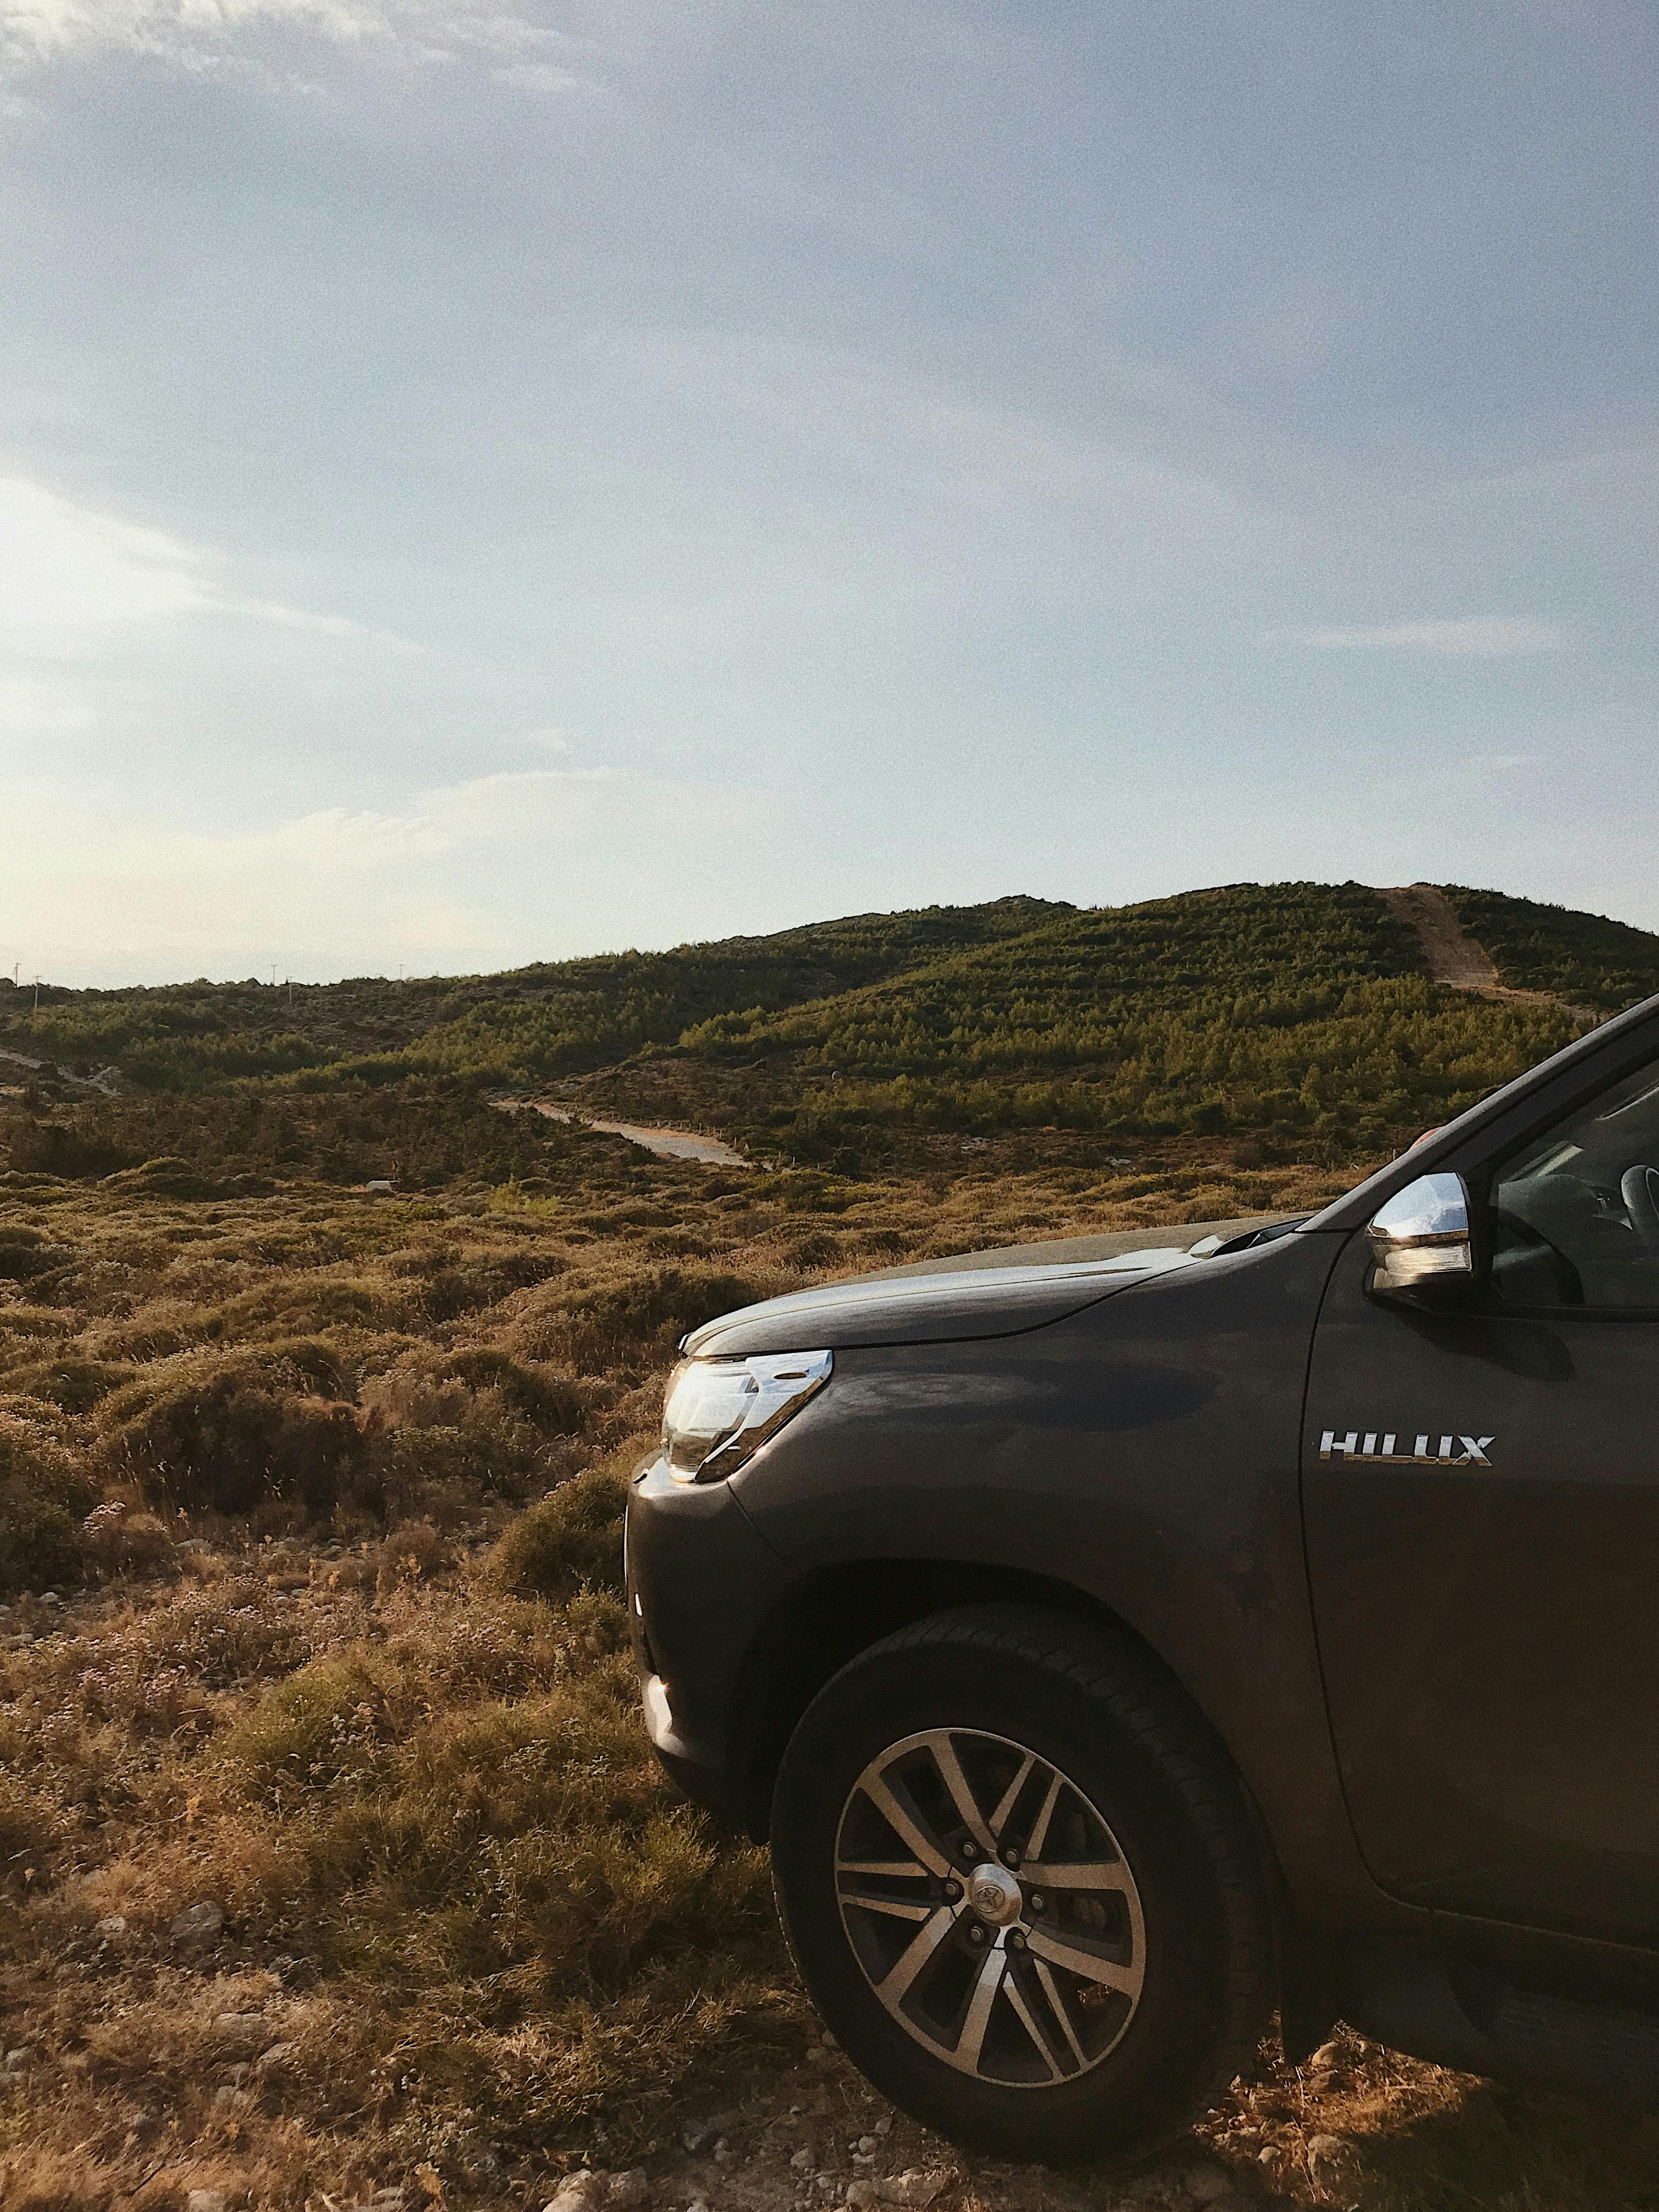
[
  {"left": 3, "top": 880, "right": 1659, "bottom": 2210},
  {"left": 0, "top": 1120, "right": 1355, "bottom": 2210},
  {"left": 4, "top": 1132, "right": 1658, "bottom": 2212}
]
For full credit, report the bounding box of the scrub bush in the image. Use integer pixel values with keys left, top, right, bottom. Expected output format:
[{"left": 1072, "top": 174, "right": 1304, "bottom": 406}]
[
  {"left": 435, "top": 1346, "right": 589, "bottom": 1430},
  {"left": 0, "top": 1225, "right": 55, "bottom": 1280},
  {"left": 78, "top": 1498, "right": 175, "bottom": 1580},
  {"left": 0, "top": 1414, "right": 96, "bottom": 1594},
  {"left": 549, "top": 1265, "right": 787, "bottom": 1377},
  {"left": 489, "top": 1452, "right": 635, "bottom": 1601},
  {"left": 8, "top": 1356, "right": 133, "bottom": 1412},
  {"left": 0, "top": 1773, "right": 63, "bottom": 1894},
  {"left": 221, "top": 1650, "right": 407, "bottom": 1796},
  {"left": 111, "top": 1369, "right": 373, "bottom": 1517}
]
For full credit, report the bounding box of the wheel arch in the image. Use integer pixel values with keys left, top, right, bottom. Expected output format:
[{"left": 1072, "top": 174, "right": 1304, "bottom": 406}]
[{"left": 727, "top": 1555, "right": 1289, "bottom": 1927}]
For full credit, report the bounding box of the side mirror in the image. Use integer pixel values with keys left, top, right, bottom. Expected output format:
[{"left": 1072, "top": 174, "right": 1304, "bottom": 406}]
[{"left": 1367, "top": 1172, "right": 1474, "bottom": 1304}]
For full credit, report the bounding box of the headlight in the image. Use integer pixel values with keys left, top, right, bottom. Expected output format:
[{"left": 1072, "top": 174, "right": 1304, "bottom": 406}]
[{"left": 661, "top": 1349, "right": 833, "bottom": 1484}]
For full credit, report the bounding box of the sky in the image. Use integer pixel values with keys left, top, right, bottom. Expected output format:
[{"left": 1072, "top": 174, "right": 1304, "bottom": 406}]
[{"left": 2, "top": 0, "right": 1658, "bottom": 985}]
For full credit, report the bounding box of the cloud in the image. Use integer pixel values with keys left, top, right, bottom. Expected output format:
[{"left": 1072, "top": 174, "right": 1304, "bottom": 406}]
[
  {"left": 0, "top": 767, "right": 772, "bottom": 982},
  {"left": 635, "top": 333, "right": 1261, "bottom": 534},
  {"left": 1273, "top": 618, "right": 1565, "bottom": 657},
  {"left": 1466, "top": 749, "right": 1538, "bottom": 773},
  {"left": 0, "top": 476, "right": 211, "bottom": 624},
  {"left": 491, "top": 59, "right": 582, "bottom": 94},
  {"left": 0, "top": 669, "right": 151, "bottom": 735},
  {"left": 0, "top": 473, "right": 412, "bottom": 642},
  {"left": 0, "top": 0, "right": 594, "bottom": 86}
]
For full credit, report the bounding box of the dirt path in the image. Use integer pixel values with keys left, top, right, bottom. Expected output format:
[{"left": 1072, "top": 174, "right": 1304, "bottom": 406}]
[
  {"left": 1380, "top": 883, "right": 1601, "bottom": 1024},
  {"left": 0, "top": 1042, "right": 127, "bottom": 1093},
  {"left": 1380, "top": 883, "right": 1499, "bottom": 990},
  {"left": 524, "top": 1101, "right": 753, "bottom": 1167}
]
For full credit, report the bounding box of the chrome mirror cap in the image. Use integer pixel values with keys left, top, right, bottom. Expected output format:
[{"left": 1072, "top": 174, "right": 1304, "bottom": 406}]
[{"left": 1367, "top": 1171, "right": 1474, "bottom": 1294}]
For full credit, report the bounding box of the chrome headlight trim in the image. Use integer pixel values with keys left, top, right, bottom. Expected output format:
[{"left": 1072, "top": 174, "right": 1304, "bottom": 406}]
[{"left": 661, "top": 1348, "right": 833, "bottom": 1484}]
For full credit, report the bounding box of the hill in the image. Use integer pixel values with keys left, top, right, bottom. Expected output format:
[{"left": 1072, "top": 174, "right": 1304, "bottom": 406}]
[
  {"left": 659, "top": 879, "right": 1581, "bottom": 1162},
  {"left": 0, "top": 895, "right": 1071, "bottom": 1092},
  {"left": 3, "top": 878, "right": 1656, "bottom": 1181}
]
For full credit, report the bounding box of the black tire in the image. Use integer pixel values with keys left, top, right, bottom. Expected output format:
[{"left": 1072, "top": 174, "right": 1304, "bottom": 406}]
[{"left": 769, "top": 1604, "right": 1273, "bottom": 2164}]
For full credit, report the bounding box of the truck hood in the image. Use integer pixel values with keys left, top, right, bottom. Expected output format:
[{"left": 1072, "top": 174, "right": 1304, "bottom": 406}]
[{"left": 683, "top": 1213, "right": 1291, "bottom": 1355}]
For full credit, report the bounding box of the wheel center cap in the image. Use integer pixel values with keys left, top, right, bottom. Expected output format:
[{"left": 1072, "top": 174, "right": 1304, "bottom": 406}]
[{"left": 966, "top": 1861, "right": 1023, "bottom": 1926}]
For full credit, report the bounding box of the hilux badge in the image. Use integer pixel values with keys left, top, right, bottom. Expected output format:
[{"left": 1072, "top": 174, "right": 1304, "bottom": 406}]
[{"left": 1319, "top": 1430, "right": 1494, "bottom": 1466}]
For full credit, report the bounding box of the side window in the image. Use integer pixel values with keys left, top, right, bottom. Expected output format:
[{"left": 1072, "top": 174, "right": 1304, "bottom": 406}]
[{"left": 1489, "top": 1055, "right": 1659, "bottom": 1312}]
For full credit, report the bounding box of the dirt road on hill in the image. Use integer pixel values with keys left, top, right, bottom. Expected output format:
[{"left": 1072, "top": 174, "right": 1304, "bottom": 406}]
[
  {"left": 525, "top": 1099, "right": 752, "bottom": 1166},
  {"left": 1381, "top": 882, "right": 1601, "bottom": 1024},
  {"left": 1380, "top": 883, "right": 1499, "bottom": 990},
  {"left": 0, "top": 1043, "right": 127, "bottom": 1093}
]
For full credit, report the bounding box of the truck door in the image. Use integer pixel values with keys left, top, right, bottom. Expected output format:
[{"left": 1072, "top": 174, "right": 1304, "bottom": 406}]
[{"left": 1302, "top": 1048, "right": 1659, "bottom": 1944}]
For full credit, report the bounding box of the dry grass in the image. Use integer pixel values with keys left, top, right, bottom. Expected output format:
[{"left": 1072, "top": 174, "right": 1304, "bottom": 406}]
[{"left": 2, "top": 1133, "right": 1645, "bottom": 2210}]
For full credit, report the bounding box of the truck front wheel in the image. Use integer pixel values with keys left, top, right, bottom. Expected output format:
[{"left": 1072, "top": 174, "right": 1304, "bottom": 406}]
[{"left": 769, "top": 1604, "right": 1273, "bottom": 2163}]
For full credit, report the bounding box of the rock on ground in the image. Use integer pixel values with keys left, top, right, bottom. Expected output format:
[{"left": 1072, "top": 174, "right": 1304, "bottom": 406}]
[
  {"left": 544, "top": 2170, "right": 652, "bottom": 2212},
  {"left": 1306, "top": 2132, "right": 1353, "bottom": 2191},
  {"left": 1182, "top": 2164, "right": 1239, "bottom": 2204},
  {"left": 845, "top": 2172, "right": 950, "bottom": 2210},
  {"left": 170, "top": 1899, "right": 226, "bottom": 1948}
]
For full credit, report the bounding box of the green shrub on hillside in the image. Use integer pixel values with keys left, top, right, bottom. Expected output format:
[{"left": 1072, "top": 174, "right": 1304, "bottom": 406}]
[
  {"left": 0, "top": 1080, "right": 600, "bottom": 1189},
  {"left": 546, "top": 1263, "right": 789, "bottom": 1376},
  {"left": 680, "top": 884, "right": 1579, "bottom": 1159},
  {"left": 7, "top": 1355, "right": 133, "bottom": 1412},
  {"left": 0, "top": 896, "right": 1066, "bottom": 1091},
  {"left": 221, "top": 1650, "right": 407, "bottom": 1796},
  {"left": 1, "top": 881, "right": 1644, "bottom": 1183},
  {"left": 0, "top": 1224, "right": 62, "bottom": 1278},
  {"left": 115, "top": 1371, "right": 373, "bottom": 1517}
]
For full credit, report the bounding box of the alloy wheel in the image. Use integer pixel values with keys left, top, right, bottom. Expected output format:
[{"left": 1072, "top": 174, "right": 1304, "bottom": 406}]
[{"left": 833, "top": 1725, "right": 1146, "bottom": 2087}]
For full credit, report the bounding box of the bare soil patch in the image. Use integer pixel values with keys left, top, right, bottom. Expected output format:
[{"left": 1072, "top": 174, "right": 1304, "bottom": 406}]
[
  {"left": 1381, "top": 884, "right": 1602, "bottom": 1025},
  {"left": 1379, "top": 886, "right": 1499, "bottom": 992},
  {"left": 521, "top": 1104, "right": 752, "bottom": 1169}
]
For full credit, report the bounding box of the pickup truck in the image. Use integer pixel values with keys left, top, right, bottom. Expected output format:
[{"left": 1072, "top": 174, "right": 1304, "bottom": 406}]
[{"left": 625, "top": 990, "right": 1659, "bottom": 2161}]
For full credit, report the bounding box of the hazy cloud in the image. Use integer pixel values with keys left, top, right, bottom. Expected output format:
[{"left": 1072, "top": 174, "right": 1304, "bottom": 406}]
[
  {"left": 0, "top": 669, "right": 150, "bottom": 736},
  {"left": 635, "top": 334, "right": 1263, "bottom": 534},
  {"left": 0, "top": 475, "right": 413, "bottom": 644},
  {"left": 0, "top": 0, "right": 592, "bottom": 84},
  {"left": 491, "top": 58, "right": 582, "bottom": 93},
  {"left": 0, "top": 768, "right": 770, "bottom": 981},
  {"left": 1466, "top": 749, "right": 1540, "bottom": 774},
  {"left": 0, "top": 476, "right": 212, "bottom": 625},
  {"left": 1276, "top": 618, "right": 1566, "bottom": 657}
]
